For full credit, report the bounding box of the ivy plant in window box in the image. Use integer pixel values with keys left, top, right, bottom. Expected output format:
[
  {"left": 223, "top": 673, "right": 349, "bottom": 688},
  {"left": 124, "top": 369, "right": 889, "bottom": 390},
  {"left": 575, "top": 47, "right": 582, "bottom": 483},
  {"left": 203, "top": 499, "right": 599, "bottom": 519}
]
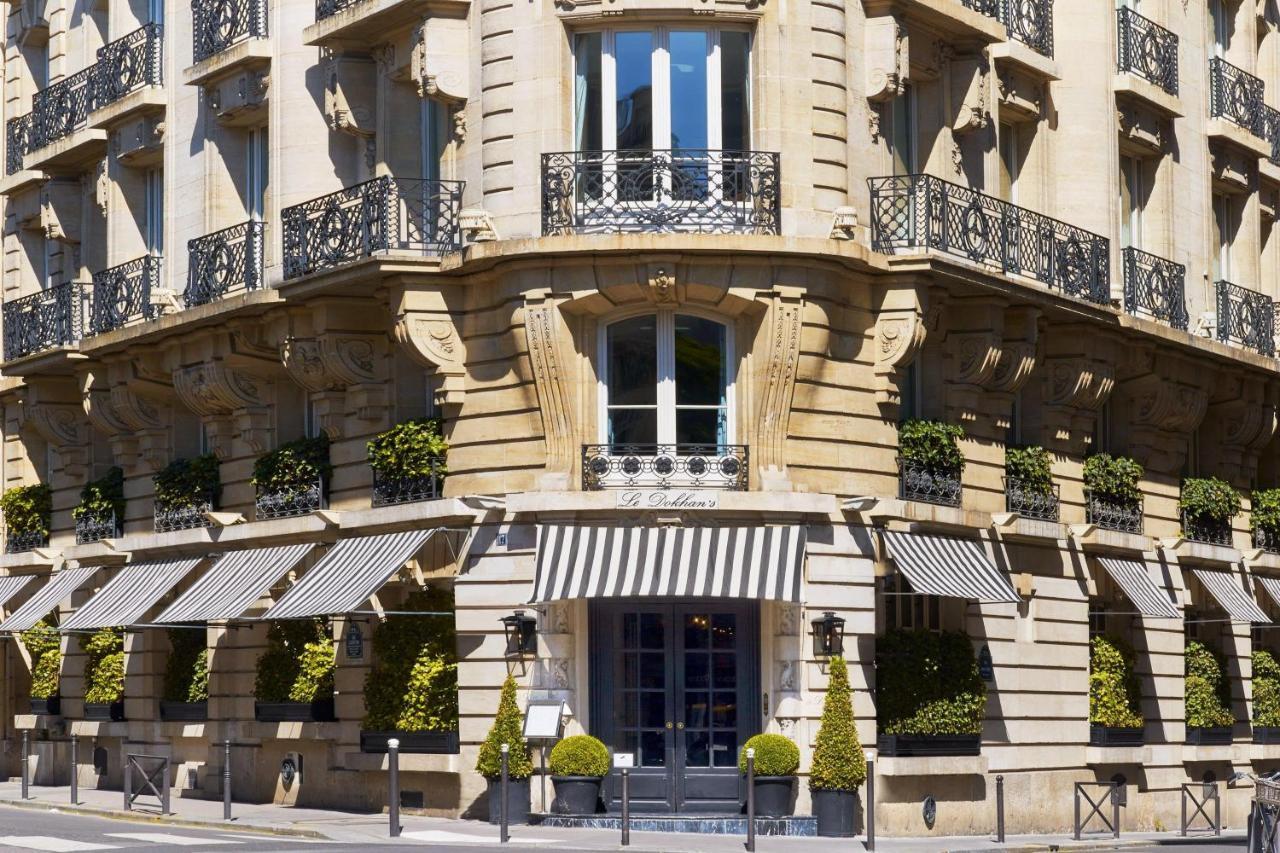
[
  {"left": 254, "top": 618, "right": 336, "bottom": 722},
  {"left": 810, "top": 655, "right": 867, "bottom": 837},
  {"left": 1252, "top": 488, "right": 1280, "bottom": 553},
  {"left": 1185, "top": 640, "right": 1234, "bottom": 745},
  {"left": 875, "top": 629, "right": 985, "bottom": 757},
  {"left": 897, "top": 419, "right": 964, "bottom": 507},
  {"left": 1088, "top": 636, "right": 1144, "bottom": 747},
  {"left": 1254, "top": 649, "right": 1280, "bottom": 743},
  {"left": 252, "top": 436, "right": 331, "bottom": 520},
  {"left": 82, "top": 627, "right": 125, "bottom": 722},
  {"left": 1004, "top": 446, "right": 1059, "bottom": 521},
  {"left": 22, "top": 618, "right": 61, "bottom": 716},
  {"left": 368, "top": 417, "right": 449, "bottom": 506},
  {"left": 475, "top": 674, "right": 533, "bottom": 825},
  {"left": 1083, "top": 454, "right": 1144, "bottom": 534},
  {"left": 153, "top": 455, "right": 220, "bottom": 533},
  {"left": 1179, "top": 477, "right": 1240, "bottom": 547},
  {"left": 0, "top": 483, "right": 51, "bottom": 553},
  {"left": 159, "top": 626, "right": 209, "bottom": 721}
]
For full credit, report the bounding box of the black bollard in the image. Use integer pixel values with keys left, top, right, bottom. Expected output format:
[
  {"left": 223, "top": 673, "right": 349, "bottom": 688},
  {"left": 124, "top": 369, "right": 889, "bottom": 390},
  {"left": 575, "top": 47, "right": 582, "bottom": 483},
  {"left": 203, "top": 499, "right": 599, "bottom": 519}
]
[
  {"left": 996, "top": 775, "right": 1005, "bottom": 842},
  {"left": 621, "top": 768, "right": 630, "bottom": 847},
  {"left": 746, "top": 748, "right": 756, "bottom": 853},
  {"left": 388, "top": 738, "right": 401, "bottom": 838},
  {"left": 20, "top": 731, "right": 28, "bottom": 800},
  {"left": 500, "top": 744, "right": 510, "bottom": 844},
  {"left": 70, "top": 735, "right": 77, "bottom": 805},
  {"left": 866, "top": 754, "right": 876, "bottom": 852},
  {"left": 223, "top": 740, "right": 232, "bottom": 821}
]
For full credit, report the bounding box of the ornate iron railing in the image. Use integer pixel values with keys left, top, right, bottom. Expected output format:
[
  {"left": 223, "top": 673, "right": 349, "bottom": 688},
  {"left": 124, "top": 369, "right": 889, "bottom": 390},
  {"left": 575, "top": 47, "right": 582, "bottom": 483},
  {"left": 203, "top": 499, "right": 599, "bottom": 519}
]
[
  {"left": 316, "top": 0, "right": 363, "bottom": 19},
  {"left": 1004, "top": 477, "right": 1060, "bottom": 522},
  {"left": 1182, "top": 511, "right": 1233, "bottom": 547},
  {"left": 6, "top": 112, "right": 32, "bottom": 175},
  {"left": 32, "top": 64, "right": 97, "bottom": 150},
  {"left": 2, "top": 282, "right": 87, "bottom": 361},
  {"left": 1116, "top": 8, "right": 1178, "bottom": 96},
  {"left": 95, "top": 24, "right": 163, "bottom": 109},
  {"left": 1209, "top": 57, "right": 1263, "bottom": 136},
  {"left": 76, "top": 511, "right": 120, "bottom": 544},
  {"left": 869, "top": 174, "right": 1110, "bottom": 304},
  {"left": 1255, "top": 526, "right": 1280, "bottom": 555},
  {"left": 581, "top": 444, "right": 749, "bottom": 491},
  {"left": 541, "top": 150, "right": 781, "bottom": 236},
  {"left": 999, "top": 0, "right": 1054, "bottom": 57},
  {"left": 1122, "top": 246, "right": 1188, "bottom": 330},
  {"left": 960, "top": 0, "right": 1000, "bottom": 15},
  {"left": 1085, "top": 490, "right": 1143, "bottom": 534},
  {"left": 89, "top": 255, "right": 161, "bottom": 336},
  {"left": 193, "top": 0, "right": 268, "bottom": 62},
  {"left": 1217, "top": 280, "right": 1275, "bottom": 356},
  {"left": 282, "top": 177, "right": 464, "bottom": 279},
  {"left": 5, "top": 529, "right": 48, "bottom": 554},
  {"left": 186, "top": 221, "right": 264, "bottom": 307},
  {"left": 1265, "top": 105, "right": 1280, "bottom": 167},
  {"left": 372, "top": 465, "right": 443, "bottom": 506},
  {"left": 255, "top": 477, "right": 325, "bottom": 520},
  {"left": 898, "top": 458, "right": 961, "bottom": 507},
  {"left": 154, "top": 495, "right": 214, "bottom": 533}
]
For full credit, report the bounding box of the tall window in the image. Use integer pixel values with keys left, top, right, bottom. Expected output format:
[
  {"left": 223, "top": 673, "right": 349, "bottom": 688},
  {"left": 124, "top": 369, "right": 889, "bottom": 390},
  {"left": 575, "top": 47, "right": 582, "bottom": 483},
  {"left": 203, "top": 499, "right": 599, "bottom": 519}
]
[
  {"left": 1210, "top": 0, "right": 1229, "bottom": 56},
  {"left": 999, "top": 122, "right": 1020, "bottom": 203},
  {"left": 421, "top": 99, "right": 448, "bottom": 181},
  {"left": 145, "top": 169, "right": 163, "bottom": 255},
  {"left": 246, "top": 128, "right": 268, "bottom": 221},
  {"left": 149, "top": 0, "right": 164, "bottom": 25},
  {"left": 888, "top": 85, "right": 916, "bottom": 175},
  {"left": 601, "top": 313, "right": 730, "bottom": 447},
  {"left": 1212, "top": 192, "right": 1235, "bottom": 281},
  {"left": 1119, "top": 154, "right": 1143, "bottom": 249},
  {"left": 884, "top": 574, "right": 940, "bottom": 631}
]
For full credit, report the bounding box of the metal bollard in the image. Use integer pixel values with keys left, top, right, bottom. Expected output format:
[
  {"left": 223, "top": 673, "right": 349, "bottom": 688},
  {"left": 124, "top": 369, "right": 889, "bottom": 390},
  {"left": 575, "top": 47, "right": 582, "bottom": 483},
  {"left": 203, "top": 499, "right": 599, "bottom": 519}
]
[
  {"left": 223, "top": 740, "right": 232, "bottom": 821},
  {"left": 621, "top": 768, "right": 630, "bottom": 847},
  {"left": 70, "top": 735, "right": 77, "bottom": 805},
  {"left": 123, "top": 748, "right": 131, "bottom": 812},
  {"left": 162, "top": 759, "right": 171, "bottom": 816},
  {"left": 866, "top": 754, "right": 875, "bottom": 851},
  {"left": 388, "top": 738, "right": 401, "bottom": 838},
  {"left": 1111, "top": 783, "right": 1121, "bottom": 839},
  {"left": 500, "top": 744, "right": 510, "bottom": 844},
  {"left": 20, "top": 731, "right": 28, "bottom": 800},
  {"left": 745, "top": 748, "right": 756, "bottom": 853},
  {"left": 996, "top": 774, "right": 1005, "bottom": 843}
]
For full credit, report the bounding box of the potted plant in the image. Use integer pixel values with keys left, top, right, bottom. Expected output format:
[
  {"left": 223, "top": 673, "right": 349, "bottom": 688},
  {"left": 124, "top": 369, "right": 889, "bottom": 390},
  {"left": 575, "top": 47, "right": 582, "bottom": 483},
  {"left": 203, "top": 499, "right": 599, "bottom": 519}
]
[
  {"left": 72, "top": 467, "right": 124, "bottom": 542},
  {"left": 876, "top": 629, "right": 985, "bottom": 756},
  {"left": 738, "top": 733, "right": 799, "bottom": 818},
  {"left": 897, "top": 419, "right": 964, "bottom": 505},
  {"left": 252, "top": 435, "right": 331, "bottom": 518},
  {"left": 368, "top": 418, "right": 449, "bottom": 505},
  {"left": 22, "top": 619, "right": 61, "bottom": 715},
  {"left": 1253, "top": 488, "right": 1280, "bottom": 552},
  {"left": 1254, "top": 649, "right": 1280, "bottom": 743},
  {"left": 0, "top": 483, "right": 51, "bottom": 551},
  {"left": 1083, "top": 454, "right": 1144, "bottom": 532},
  {"left": 82, "top": 627, "right": 125, "bottom": 721},
  {"left": 1179, "top": 477, "right": 1240, "bottom": 546},
  {"left": 475, "top": 674, "right": 533, "bottom": 825},
  {"left": 361, "top": 587, "right": 459, "bottom": 754},
  {"left": 159, "top": 626, "right": 209, "bottom": 721},
  {"left": 153, "top": 455, "right": 220, "bottom": 531},
  {"left": 1185, "top": 640, "right": 1234, "bottom": 744},
  {"left": 1089, "top": 636, "right": 1144, "bottom": 746},
  {"left": 548, "top": 734, "right": 609, "bottom": 815},
  {"left": 810, "top": 656, "right": 867, "bottom": 837},
  {"left": 254, "top": 619, "right": 336, "bottom": 722}
]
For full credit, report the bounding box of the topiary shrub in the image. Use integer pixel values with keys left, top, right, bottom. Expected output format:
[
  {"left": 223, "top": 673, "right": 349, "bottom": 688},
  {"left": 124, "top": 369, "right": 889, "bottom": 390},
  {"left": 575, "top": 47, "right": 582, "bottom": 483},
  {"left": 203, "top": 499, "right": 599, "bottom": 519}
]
[
  {"left": 1255, "top": 650, "right": 1280, "bottom": 727},
  {"left": 738, "top": 733, "right": 800, "bottom": 777},
  {"left": 1089, "top": 636, "right": 1143, "bottom": 728},
  {"left": 72, "top": 467, "right": 124, "bottom": 524},
  {"left": 363, "top": 587, "right": 457, "bottom": 732},
  {"left": 1005, "top": 446, "right": 1053, "bottom": 495},
  {"left": 810, "top": 656, "right": 866, "bottom": 791},
  {"left": 1185, "top": 640, "right": 1234, "bottom": 729},
  {"left": 252, "top": 436, "right": 332, "bottom": 498},
  {"left": 153, "top": 455, "right": 220, "bottom": 512},
  {"left": 162, "top": 627, "right": 209, "bottom": 703},
  {"left": 1179, "top": 477, "right": 1242, "bottom": 525},
  {"left": 1083, "top": 454, "right": 1143, "bottom": 508},
  {"left": 0, "top": 484, "right": 52, "bottom": 541},
  {"left": 475, "top": 674, "right": 533, "bottom": 780},
  {"left": 22, "top": 619, "right": 61, "bottom": 699},
  {"left": 82, "top": 627, "right": 124, "bottom": 705},
  {"left": 898, "top": 420, "right": 965, "bottom": 474},
  {"left": 876, "top": 629, "right": 986, "bottom": 736},
  {"left": 254, "top": 619, "right": 333, "bottom": 703},
  {"left": 1253, "top": 488, "right": 1280, "bottom": 538},
  {"left": 367, "top": 418, "right": 449, "bottom": 479},
  {"left": 549, "top": 735, "right": 610, "bottom": 778}
]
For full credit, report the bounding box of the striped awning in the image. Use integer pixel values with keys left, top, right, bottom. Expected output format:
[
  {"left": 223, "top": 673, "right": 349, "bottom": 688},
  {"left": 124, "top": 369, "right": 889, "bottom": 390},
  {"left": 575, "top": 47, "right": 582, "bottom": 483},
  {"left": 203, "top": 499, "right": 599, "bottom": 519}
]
[
  {"left": 0, "top": 567, "right": 98, "bottom": 632},
  {"left": 1191, "top": 568, "right": 1269, "bottom": 623},
  {"left": 1256, "top": 576, "right": 1280, "bottom": 613},
  {"left": 1095, "top": 557, "right": 1181, "bottom": 618},
  {"left": 532, "top": 525, "right": 805, "bottom": 603},
  {"left": 880, "top": 530, "right": 1021, "bottom": 603},
  {"left": 0, "top": 576, "right": 34, "bottom": 611},
  {"left": 61, "top": 558, "right": 204, "bottom": 631},
  {"left": 258, "top": 529, "right": 436, "bottom": 620},
  {"left": 154, "top": 544, "right": 313, "bottom": 623}
]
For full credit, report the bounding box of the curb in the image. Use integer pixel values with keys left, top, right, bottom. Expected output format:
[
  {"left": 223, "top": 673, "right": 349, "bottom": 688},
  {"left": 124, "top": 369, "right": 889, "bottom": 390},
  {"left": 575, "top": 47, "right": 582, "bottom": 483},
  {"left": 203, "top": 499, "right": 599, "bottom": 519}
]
[{"left": 0, "top": 797, "right": 330, "bottom": 840}]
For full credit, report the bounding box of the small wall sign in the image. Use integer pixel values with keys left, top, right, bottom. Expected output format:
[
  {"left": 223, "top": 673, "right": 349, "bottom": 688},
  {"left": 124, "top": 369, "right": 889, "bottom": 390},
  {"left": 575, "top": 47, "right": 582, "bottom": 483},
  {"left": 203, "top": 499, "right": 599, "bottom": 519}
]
[
  {"left": 613, "top": 753, "right": 635, "bottom": 768},
  {"left": 345, "top": 624, "right": 364, "bottom": 661},
  {"left": 616, "top": 490, "right": 719, "bottom": 510},
  {"left": 977, "top": 644, "right": 994, "bottom": 681}
]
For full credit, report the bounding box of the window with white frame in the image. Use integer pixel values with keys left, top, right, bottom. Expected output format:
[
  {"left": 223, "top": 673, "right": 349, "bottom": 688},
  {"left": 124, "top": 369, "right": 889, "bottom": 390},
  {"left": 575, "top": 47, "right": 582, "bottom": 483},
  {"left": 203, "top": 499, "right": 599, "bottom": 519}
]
[
  {"left": 246, "top": 127, "right": 268, "bottom": 221},
  {"left": 1212, "top": 192, "right": 1237, "bottom": 282},
  {"left": 145, "top": 169, "right": 163, "bottom": 255},
  {"left": 883, "top": 573, "right": 941, "bottom": 632},
  {"left": 1119, "top": 153, "right": 1144, "bottom": 250}
]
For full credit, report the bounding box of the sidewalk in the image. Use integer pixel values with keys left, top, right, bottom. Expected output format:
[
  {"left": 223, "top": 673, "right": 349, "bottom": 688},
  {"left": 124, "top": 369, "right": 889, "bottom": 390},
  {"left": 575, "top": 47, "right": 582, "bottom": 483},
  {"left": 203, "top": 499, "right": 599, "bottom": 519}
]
[{"left": 0, "top": 781, "right": 1249, "bottom": 851}]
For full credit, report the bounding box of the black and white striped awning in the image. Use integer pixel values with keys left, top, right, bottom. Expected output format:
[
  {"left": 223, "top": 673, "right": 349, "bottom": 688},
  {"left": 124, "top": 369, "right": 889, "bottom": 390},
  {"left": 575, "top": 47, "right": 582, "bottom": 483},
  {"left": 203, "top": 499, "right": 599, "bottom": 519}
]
[
  {"left": 258, "top": 530, "right": 438, "bottom": 620},
  {"left": 1191, "top": 568, "right": 1270, "bottom": 623},
  {"left": 61, "top": 558, "right": 204, "bottom": 631},
  {"left": 0, "top": 576, "right": 34, "bottom": 612},
  {"left": 880, "top": 530, "right": 1021, "bottom": 603},
  {"left": 1256, "top": 576, "right": 1280, "bottom": 613},
  {"left": 1095, "top": 557, "right": 1181, "bottom": 618},
  {"left": 532, "top": 525, "right": 805, "bottom": 603},
  {"left": 0, "top": 567, "right": 98, "bottom": 632},
  {"left": 154, "top": 544, "right": 313, "bottom": 623}
]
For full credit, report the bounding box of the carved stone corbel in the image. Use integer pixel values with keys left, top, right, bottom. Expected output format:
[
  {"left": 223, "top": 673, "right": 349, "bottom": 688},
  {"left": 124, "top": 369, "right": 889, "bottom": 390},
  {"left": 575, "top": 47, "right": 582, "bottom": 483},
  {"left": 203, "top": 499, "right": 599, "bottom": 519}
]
[
  {"left": 1113, "top": 350, "right": 1211, "bottom": 475},
  {"left": 172, "top": 361, "right": 273, "bottom": 458},
  {"left": 523, "top": 291, "right": 576, "bottom": 489},
  {"left": 1039, "top": 327, "right": 1117, "bottom": 453},
  {"left": 943, "top": 298, "right": 1005, "bottom": 432},
  {"left": 95, "top": 357, "right": 176, "bottom": 473},
  {"left": 392, "top": 288, "right": 466, "bottom": 412},
  {"left": 1200, "top": 374, "right": 1279, "bottom": 486},
  {"left": 755, "top": 287, "right": 804, "bottom": 489},
  {"left": 865, "top": 17, "right": 907, "bottom": 104},
  {"left": 20, "top": 379, "right": 91, "bottom": 481},
  {"left": 412, "top": 17, "right": 468, "bottom": 105},
  {"left": 873, "top": 283, "right": 933, "bottom": 419}
]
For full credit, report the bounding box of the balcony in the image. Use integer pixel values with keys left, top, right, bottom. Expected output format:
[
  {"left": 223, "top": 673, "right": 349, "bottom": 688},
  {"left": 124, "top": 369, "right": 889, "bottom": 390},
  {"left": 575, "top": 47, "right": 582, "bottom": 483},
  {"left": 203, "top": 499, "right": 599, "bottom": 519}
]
[
  {"left": 1208, "top": 58, "right": 1269, "bottom": 158},
  {"left": 282, "top": 176, "right": 464, "bottom": 280},
  {"left": 5, "top": 113, "right": 31, "bottom": 176},
  {"left": 2, "top": 282, "right": 86, "bottom": 362},
  {"left": 898, "top": 457, "right": 961, "bottom": 507},
  {"left": 1182, "top": 511, "right": 1232, "bottom": 547},
  {"left": 372, "top": 464, "right": 443, "bottom": 506},
  {"left": 1004, "top": 477, "right": 1060, "bottom": 522},
  {"left": 93, "top": 24, "right": 163, "bottom": 114},
  {"left": 1085, "top": 490, "right": 1143, "bottom": 535},
  {"left": 1116, "top": 8, "right": 1177, "bottom": 97},
  {"left": 5, "top": 529, "right": 48, "bottom": 554},
  {"left": 255, "top": 476, "right": 325, "bottom": 520},
  {"left": 75, "top": 512, "right": 120, "bottom": 545},
  {"left": 868, "top": 174, "right": 1110, "bottom": 305},
  {"left": 193, "top": 0, "right": 267, "bottom": 63},
  {"left": 995, "top": 0, "right": 1053, "bottom": 58},
  {"left": 1265, "top": 105, "right": 1280, "bottom": 169},
  {"left": 88, "top": 255, "right": 161, "bottom": 336},
  {"left": 1121, "top": 246, "right": 1188, "bottom": 330},
  {"left": 186, "top": 221, "right": 264, "bottom": 307},
  {"left": 1216, "top": 280, "right": 1275, "bottom": 356},
  {"left": 1255, "top": 527, "right": 1280, "bottom": 556},
  {"left": 154, "top": 494, "right": 214, "bottom": 533},
  {"left": 541, "top": 150, "right": 781, "bottom": 237},
  {"left": 581, "top": 444, "right": 749, "bottom": 491}
]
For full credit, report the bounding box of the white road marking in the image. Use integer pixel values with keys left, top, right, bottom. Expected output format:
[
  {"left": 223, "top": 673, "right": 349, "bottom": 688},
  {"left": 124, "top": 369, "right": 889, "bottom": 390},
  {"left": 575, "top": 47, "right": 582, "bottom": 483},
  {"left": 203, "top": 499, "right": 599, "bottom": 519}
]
[
  {"left": 105, "top": 833, "right": 239, "bottom": 846},
  {"left": 399, "top": 829, "right": 556, "bottom": 845},
  {"left": 219, "top": 835, "right": 326, "bottom": 844},
  {"left": 0, "top": 838, "right": 119, "bottom": 852}
]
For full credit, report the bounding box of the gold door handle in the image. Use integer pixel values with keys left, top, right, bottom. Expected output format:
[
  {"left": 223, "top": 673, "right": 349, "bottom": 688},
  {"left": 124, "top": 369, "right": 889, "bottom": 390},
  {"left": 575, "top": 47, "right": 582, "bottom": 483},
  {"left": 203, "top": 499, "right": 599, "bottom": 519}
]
[
  {"left": 665, "top": 721, "right": 673, "bottom": 730},
  {"left": 676, "top": 722, "right": 685, "bottom": 730}
]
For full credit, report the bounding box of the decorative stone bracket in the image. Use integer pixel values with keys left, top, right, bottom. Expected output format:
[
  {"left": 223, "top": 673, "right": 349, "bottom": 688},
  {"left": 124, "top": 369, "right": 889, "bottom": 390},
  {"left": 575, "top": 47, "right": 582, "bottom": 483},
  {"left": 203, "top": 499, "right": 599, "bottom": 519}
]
[
  {"left": 1039, "top": 327, "right": 1117, "bottom": 454},
  {"left": 392, "top": 287, "right": 466, "bottom": 414},
  {"left": 755, "top": 287, "right": 804, "bottom": 489},
  {"left": 523, "top": 291, "right": 576, "bottom": 489},
  {"left": 172, "top": 361, "right": 273, "bottom": 456},
  {"left": 1200, "top": 374, "right": 1279, "bottom": 486},
  {"left": 412, "top": 17, "right": 468, "bottom": 107},
  {"left": 280, "top": 332, "right": 390, "bottom": 438},
  {"left": 945, "top": 301, "right": 1040, "bottom": 438},
  {"left": 1113, "top": 349, "right": 1211, "bottom": 475},
  {"left": 865, "top": 16, "right": 907, "bottom": 106},
  {"left": 20, "top": 379, "right": 90, "bottom": 481},
  {"left": 873, "top": 284, "right": 935, "bottom": 420}
]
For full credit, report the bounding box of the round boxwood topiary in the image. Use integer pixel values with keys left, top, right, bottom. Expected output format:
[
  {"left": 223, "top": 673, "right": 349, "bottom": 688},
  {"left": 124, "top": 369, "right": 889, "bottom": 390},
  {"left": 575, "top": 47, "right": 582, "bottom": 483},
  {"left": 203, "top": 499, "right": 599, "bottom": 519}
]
[
  {"left": 549, "top": 735, "right": 610, "bottom": 778},
  {"left": 738, "top": 733, "right": 799, "bottom": 777}
]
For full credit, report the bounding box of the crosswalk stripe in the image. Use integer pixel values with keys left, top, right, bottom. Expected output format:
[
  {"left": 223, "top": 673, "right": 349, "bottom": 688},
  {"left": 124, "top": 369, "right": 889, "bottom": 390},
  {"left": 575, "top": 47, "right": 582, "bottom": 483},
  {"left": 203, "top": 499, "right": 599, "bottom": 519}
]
[
  {"left": 104, "top": 833, "right": 239, "bottom": 846},
  {"left": 399, "top": 829, "right": 556, "bottom": 845},
  {"left": 0, "top": 838, "right": 119, "bottom": 852}
]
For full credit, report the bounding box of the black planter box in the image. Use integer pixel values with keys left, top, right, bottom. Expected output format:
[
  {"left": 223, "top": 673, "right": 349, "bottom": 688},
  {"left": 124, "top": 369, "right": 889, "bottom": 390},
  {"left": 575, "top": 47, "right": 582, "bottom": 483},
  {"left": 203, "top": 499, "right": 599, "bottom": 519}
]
[
  {"left": 29, "top": 697, "right": 60, "bottom": 716},
  {"left": 1089, "top": 725, "right": 1144, "bottom": 747},
  {"left": 813, "top": 789, "right": 860, "bottom": 838},
  {"left": 487, "top": 776, "right": 531, "bottom": 825},
  {"left": 84, "top": 701, "right": 126, "bottom": 722},
  {"left": 876, "top": 734, "right": 980, "bottom": 757},
  {"left": 159, "top": 701, "right": 208, "bottom": 722},
  {"left": 1185, "top": 726, "right": 1233, "bottom": 746},
  {"left": 550, "top": 776, "right": 604, "bottom": 815},
  {"left": 1255, "top": 727, "right": 1280, "bottom": 744},
  {"left": 747, "top": 775, "right": 795, "bottom": 819},
  {"left": 255, "top": 699, "right": 336, "bottom": 722},
  {"left": 360, "top": 731, "right": 459, "bottom": 754}
]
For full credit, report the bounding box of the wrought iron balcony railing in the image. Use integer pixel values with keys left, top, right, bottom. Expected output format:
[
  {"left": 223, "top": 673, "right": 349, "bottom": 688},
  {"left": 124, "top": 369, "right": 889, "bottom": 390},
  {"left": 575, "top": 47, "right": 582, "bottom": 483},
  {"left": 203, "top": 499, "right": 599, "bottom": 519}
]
[
  {"left": 95, "top": 23, "right": 163, "bottom": 109},
  {"left": 1255, "top": 526, "right": 1280, "bottom": 555},
  {"left": 316, "top": 0, "right": 362, "bottom": 20},
  {"left": 1182, "top": 511, "right": 1234, "bottom": 547},
  {"left": 541, "top": 150, "right": 781, "bottom": 236},
  {"left": 1217, "top": 280, "right": 1275, "bottom": 356},
  {"left": 75, "top": 511, "right": 120, "bottom": 544},
  {"left": 193, "top": 0, "right": 267, "bottom": 63},
  {"left": 32, "top": 64, "right": 97, "bottom": 150},
  {"left": 1265, "top": 105, "right": 1280, "bottom": 167},
  {"left": 256, "top": 476, "right": 325, "bottom": 520},
  {"left": 6, "top": 112, "right": 32, "bottom": 175},
  {"left": 1004, "top": 478, "right": 1060, "bottom": 522},
  {"left": 1116, "top": 8, "right": 1178, "bottom": 96},
  {"left": 186, "top": 221, "right": 264, "bottom": 307},
  {"left": 5, "top": 529, "right": 48, "bottom": 554},
  {"left": 89, "top": 255, "right": 161, "bottom": 336},
  {"left": 998, "top": 0, "right": 1053, "bottom": 57},
  {"left": 1209, "top": 57, "right": 1263, "bottom": 136},
  {"left": 1122, "top": 246, "right": 1188, "bottom": 330},
  {"left": 154, "top": 495, "right": 215, "bottom": 533},
  {"left": 1085, "top": 490, "right": 1143, "bottom": 535},
  {"left": 372, "top": 465, "right": 443, "bottom": 506},
  {"left": 2, "top": 282, "right": 87, "bottom": 361},
  {"left": 869, "top": 174, "right": 1110, "bottom": 304},
  {"left": 282, "top": 177, "right": 464, "bottom": 279},
  {"left": 898, "top": 458, "right": 962, "bottom": 507},
  {"left": 582, "top": 444, "right": 749, "bottom": 491}
]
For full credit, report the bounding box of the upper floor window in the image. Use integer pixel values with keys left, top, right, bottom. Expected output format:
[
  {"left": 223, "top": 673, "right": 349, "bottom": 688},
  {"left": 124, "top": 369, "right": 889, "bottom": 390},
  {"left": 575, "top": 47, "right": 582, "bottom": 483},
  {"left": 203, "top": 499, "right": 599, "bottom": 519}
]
[
  {"left": 998, "top": 122, "right": 1022, "bottom": 203},
  {"left": 1212, "top": 192, "right": 1237, "bottom": 281},
  {"left": 1119, "top": 154, "right": 1144, "bottom": 249},
  {"left": 887, "top": 84, "right": 916, "bottom": 176},
  {"left": 145, "top": 169, "right": 163, "bottom": 255},
  {"left": 1209, "top": 0, "right": 1229, "bottom": 56},
  {"left": 246, "top": 127, "right": 268, "bottom": 221}
]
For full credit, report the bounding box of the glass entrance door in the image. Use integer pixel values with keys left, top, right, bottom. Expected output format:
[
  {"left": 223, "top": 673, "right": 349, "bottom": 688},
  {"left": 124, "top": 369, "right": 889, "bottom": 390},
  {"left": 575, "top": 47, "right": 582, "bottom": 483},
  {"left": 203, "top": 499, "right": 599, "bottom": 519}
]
[{"left": 589, "top": 599, "right": 759, "bottom": 813}]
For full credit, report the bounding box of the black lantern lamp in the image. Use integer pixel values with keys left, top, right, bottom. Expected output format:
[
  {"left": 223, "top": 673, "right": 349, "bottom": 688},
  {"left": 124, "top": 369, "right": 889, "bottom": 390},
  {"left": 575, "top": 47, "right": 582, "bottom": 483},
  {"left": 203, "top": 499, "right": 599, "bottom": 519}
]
[
  {"left": 812, "top": 611, "right": 845, "bottom": 657},
  {"left": 501, "top": 610, "right": 538, "bottom": 656}
]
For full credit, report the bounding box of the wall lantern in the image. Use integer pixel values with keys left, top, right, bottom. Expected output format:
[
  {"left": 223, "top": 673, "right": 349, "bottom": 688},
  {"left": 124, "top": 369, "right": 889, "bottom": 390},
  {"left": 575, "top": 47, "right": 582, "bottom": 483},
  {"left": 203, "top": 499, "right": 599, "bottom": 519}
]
[
  {"left": 501, "top": 610, "right": 538, "bottom": 656},
  {"left": 812, "top": 611, "right": 845, "bottom": 657}
]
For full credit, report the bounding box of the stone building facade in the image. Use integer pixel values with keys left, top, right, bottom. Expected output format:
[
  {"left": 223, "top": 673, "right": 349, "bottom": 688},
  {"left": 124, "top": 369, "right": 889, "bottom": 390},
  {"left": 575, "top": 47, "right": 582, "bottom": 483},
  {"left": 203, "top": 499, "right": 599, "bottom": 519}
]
[{"left": 0, "top": 0, "right": 1276, "bottom": 839}]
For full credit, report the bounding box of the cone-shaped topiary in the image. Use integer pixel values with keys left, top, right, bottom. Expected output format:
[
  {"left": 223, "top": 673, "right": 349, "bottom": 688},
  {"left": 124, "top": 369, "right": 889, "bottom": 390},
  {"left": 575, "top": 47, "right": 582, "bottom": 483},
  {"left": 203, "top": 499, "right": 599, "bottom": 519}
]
[
  {"left": 475, "top": 674, "right": 533, "bottom": 780},
  {"left": 810, "top": 656, "right": 866, "bottom": 791}
]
